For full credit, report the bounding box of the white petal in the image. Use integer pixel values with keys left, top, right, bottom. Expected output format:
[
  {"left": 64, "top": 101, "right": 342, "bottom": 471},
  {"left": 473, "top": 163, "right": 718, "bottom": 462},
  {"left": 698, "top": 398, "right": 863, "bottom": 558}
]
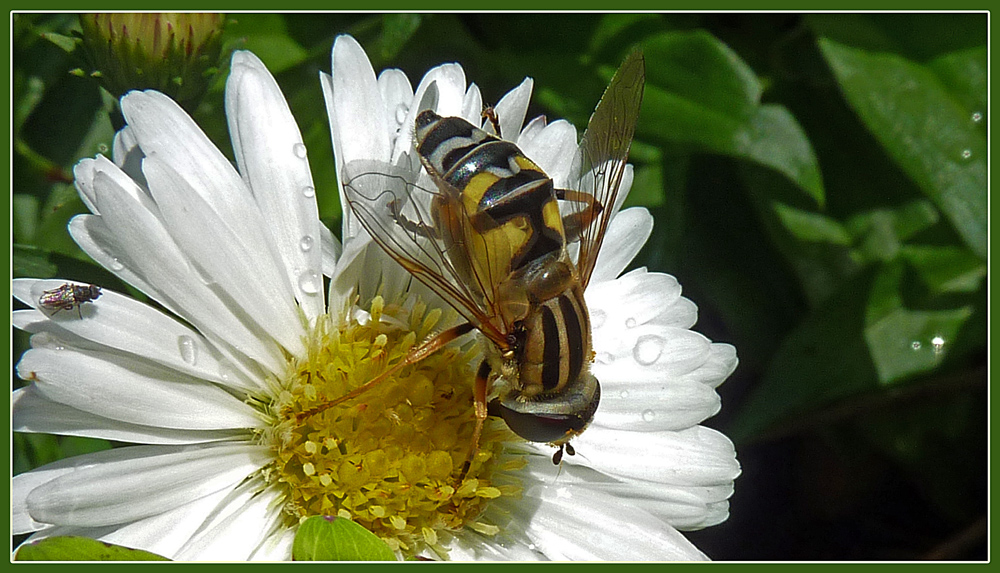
[
  {"left": 123, "top": 91, "right": 305, "bottom": 328},
  {"left": 390, "top": 62, "right": 466, "bottom": 163},
  {"left": 493, "top": 77, "right": 532, "bottom": 141},
  {"left": 571, "top": 425, "right": 741, "bottom": 486},
  {"left": 462, "top": 83, "right": 484, "bottom": 125},
  {"left": 142, "top": 156, "right": 306, "bottom": 358},
  {"left": 696, "top": 343, "right": 739, "bottom": 389},
  {"left": 610, "top": 163, "right": 635, "bottom": 216},
  {"left": 593, "top": 324, "right": 714, "bottom": 382},
  {"left": 111, "top": 124, "right": 145, "bottom": 183},
  {"left": 68, "top": 214, "right": 159, "bottom": 300},
  {"left": 319, "top": 222, "right": 342, "bottom": 277},
  {"left": 496, "top": 479, "right": 708, "bottom": 560},
  {"left": 120, "top": 90, "right": 277, "bottom": 251},
  {"left": 32, "top": 487, "right": 237, "bottom": 559},
  {"left": 13, "top": 279, "right": 241, "bottom": 387},
  {"left": 418, "top": 62, "right": 467, "bottom": 118},
  {"left": 378, "top": 67, "right": 414, "bottom": 158},
  {"left": 78, "top": 154, "right": 156, "bottom": 216},
  {"left": 249, "top": 527, "right": 295, "bottom": 561},
  {"left": 174, "top": 480, "right": 286, "bottom": 560},
  {"left": 447, "top": 531, "right": 546, "bottom": 561},
  {"left": 519, "top": 119, "right": 578, "bottom": 188},
  {"left": 587, "top": 267, "right": 683, "bottom": 331},
  {"left": 587, "top": 207, "right": 653, "bottom": 284},
  {"left": 517, "top": 115, "right": 547, "bottom": 148},
  {"left": 72, "top": 175, "right": 286, "bottom": 378},
  {"left": 13, "top": 386, "right": 244, "bottom": 445},
  {"left": 518, "top": 457, "right": 733, "bottom": 531},
  {"left": 24, "top": 443, "right": 270, "bottom": 527},
  {"left": 17, "top": 347, "right": 263, "bottom": 431},
  {"left": 593, "top": 377, "right": 721, "bottom": 431},
  {"left": 329, "top": 35, "right": 391, "bottom": 166},
  {"left": 227, "top": 50, "right": 324, "bottom": 321}
]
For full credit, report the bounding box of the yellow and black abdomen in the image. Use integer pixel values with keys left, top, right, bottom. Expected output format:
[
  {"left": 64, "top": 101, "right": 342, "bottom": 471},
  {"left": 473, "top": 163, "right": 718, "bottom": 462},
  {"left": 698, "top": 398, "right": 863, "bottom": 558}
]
[{"left": 415, "top": 110, "right": 566, "bottom": 274}]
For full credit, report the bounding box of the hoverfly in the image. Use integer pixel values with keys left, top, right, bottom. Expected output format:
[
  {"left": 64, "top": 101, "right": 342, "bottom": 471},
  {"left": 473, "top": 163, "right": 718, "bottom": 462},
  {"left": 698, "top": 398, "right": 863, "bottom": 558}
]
[
  {"left": 38, "top": 283, "right": 103, "bottom": 318},
  {"left": 312, "top": 50, "right": 644, "bottom": 474}
]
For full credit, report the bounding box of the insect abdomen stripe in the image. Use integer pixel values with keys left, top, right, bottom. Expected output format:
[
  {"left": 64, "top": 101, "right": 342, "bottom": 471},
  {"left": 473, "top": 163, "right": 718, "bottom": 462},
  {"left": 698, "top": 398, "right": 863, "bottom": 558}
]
[
  {"left": 558, "top": 293, "right": 585, "bottom": 387},
  {"left": 540, "top": 304, "right": 563, "bottom": 392}
]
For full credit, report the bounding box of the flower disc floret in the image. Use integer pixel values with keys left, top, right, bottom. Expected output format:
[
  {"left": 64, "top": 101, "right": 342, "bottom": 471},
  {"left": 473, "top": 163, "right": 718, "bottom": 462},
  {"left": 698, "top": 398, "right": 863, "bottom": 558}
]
[{"left": 265, "top": 297, "right": 517, "bottom": 556}]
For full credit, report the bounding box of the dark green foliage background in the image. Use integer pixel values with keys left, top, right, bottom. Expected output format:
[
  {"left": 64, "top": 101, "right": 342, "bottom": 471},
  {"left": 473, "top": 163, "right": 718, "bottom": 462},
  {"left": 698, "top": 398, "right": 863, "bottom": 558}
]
[{"left": 11, "top": 12, "right": 988, "bottom": 560}]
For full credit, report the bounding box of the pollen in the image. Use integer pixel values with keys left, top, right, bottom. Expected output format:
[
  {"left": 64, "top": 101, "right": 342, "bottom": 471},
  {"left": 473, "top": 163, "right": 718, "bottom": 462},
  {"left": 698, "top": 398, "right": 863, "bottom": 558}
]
[{"left": 263, "top": 297, "right": 517, "bottom": 558}]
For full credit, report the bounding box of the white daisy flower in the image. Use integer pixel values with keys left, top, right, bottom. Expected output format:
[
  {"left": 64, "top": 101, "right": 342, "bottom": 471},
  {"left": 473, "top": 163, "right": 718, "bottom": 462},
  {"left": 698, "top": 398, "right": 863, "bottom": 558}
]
[
  {"left": 322, "top": 35, "right": 740, "bottom": 561},
  {"left": 12, "top": 38, "right": 739, "bottom": 562}
]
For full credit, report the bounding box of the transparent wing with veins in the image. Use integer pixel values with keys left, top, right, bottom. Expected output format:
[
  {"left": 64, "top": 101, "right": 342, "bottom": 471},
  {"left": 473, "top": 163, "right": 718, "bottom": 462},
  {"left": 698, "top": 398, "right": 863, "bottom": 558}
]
[
  {"left": 570, "top": 49, "right": 645, "bottom": 289},
  {"left": 341, "top": 158, "right": 513, "bottom": 347}
]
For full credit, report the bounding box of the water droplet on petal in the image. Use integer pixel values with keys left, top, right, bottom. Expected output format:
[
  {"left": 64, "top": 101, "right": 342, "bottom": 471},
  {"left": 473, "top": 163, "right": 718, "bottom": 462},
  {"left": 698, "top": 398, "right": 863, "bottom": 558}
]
[
  {"left": 961, "top": 149, "right": 972, "bottom": 160},
  {"left": 633, "top": 334, "right": 663, "bottom": 365},
  {"left": 302, "top": 185, "right": 315, "bottom": 198},
  {"left": 300, "top": 235, "right": 314, "bottom": 252},
  {"left": 178, "top": 335, "right": 198, "bottom": 365},
  {"left": 911, "top": 341, "right": 922, "bottom": 350},
  {"left": 292, "top": 143, "right": 307, "bottom": 159},
  {"left": 298, "top": 271, "right": 321, "bottom": 295},
  {"left": 619, "top": 389, "right": 629, "bottom": 399},
  {"left": 590, "top": 309, "right": 606, "bottom": 329},
  {"left": 625, "top": 317, "right": 637, "bottom": 328},
  {"left": 108, "top": 257, "right": 125, "bottom": 271},
  {"left": 395, "top": 103, "right": 409, "bottom": 125},
  {"left": 641, "top": 409, "right": 656, "bottom": 422},
  {"left": 971, "top": 111, "right": 983, "bottom": 123}
]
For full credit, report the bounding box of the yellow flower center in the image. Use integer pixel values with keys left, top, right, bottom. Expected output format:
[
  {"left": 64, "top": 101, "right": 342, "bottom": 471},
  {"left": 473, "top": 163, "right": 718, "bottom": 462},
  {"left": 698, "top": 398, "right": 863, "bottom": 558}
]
[{"left": 264, "top": 296, "right": 520, "bottom": 557}]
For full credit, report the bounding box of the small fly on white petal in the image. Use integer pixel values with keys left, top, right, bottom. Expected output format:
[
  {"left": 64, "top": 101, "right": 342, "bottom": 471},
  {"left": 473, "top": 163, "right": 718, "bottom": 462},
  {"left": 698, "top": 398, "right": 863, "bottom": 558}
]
[{"left": 38, "top": 283, "right": 103, "bottom": 318}]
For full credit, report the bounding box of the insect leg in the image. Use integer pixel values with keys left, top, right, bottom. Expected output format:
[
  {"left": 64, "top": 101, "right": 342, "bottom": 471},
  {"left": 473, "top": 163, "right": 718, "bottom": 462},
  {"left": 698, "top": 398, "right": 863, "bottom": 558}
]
[
  {"left": 459, "top": 359, "right": 492, "bottom": 481},
  {"left": 388, "top": 198, "right": 441, "bottom": 241},
  {"left": 481, "top": 106, "right": 501, "bottom": 136},
  {"left": 294, "top": 321, "right": 476, "bottom": 423},
  {"left": 556, "top": 188, "right": 604, "bottom": 243}
]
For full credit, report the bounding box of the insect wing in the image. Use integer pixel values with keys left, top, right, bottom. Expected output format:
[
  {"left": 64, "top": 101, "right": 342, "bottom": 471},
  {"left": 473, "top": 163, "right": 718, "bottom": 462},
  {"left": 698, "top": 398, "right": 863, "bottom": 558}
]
[
  {"left": 574, "top": 49, "right": 645, "bottom": 289},
  {"left": 341, "top": 158, "right": 512, "bottom": 345},
  {"left": 38, "top": 284, "right": 75, "bottom": 311}
]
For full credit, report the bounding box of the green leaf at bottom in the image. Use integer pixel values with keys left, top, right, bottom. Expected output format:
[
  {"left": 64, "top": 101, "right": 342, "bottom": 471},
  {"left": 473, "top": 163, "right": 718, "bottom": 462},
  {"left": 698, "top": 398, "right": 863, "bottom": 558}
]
[{"left": 15, "top": 536, "right": 170, "bottom": 561}]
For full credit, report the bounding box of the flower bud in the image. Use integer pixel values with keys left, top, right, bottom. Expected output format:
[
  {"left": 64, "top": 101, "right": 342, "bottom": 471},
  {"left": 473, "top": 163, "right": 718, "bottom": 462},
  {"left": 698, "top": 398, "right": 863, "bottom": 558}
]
[{"left": 78, "top": 13, "right": 226, "bottom": 111}]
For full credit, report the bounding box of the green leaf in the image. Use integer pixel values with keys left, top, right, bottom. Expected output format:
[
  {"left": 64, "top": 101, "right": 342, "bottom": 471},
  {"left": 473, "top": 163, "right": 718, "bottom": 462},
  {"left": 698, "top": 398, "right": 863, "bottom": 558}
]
[
  {"left": 12, "top": 194, "right": 40, "bottom": 243},
  {"left": 374, "top": 13, "right": 422, "bottom": 62},
  {"left": 13, "top": 244, "right": 57, "bottom": 278},
  {"left": 226, "top": 14, "right": 307, "bottom": 74},
  {"left": 39, "top": 30, "right": 81, "bottom": 53},
  {"left": 819, "top": 38, "right": 986, "bottom": 259},
  {"left": 292, "top": 516, "right": 396, "bottom": 561},
  {"left": 643, "top": 30, "right": 761, "bottom": 121},
  {"left": 864, "top": 305, "right": 971, "bottom": 386},
  {"left": 900, "top": 245, "right": 986, "bottom": 295},
  {"left": 15, "top": 536, "right": 170, "bottom": 561},
  {"left": 772, "top": 202, "right": 851, "bottom": 245},
  {"left": 728, "top": 268, "right": 879, "bottom": 443},
  {"left": 730, "top": 261, "right": 976, "bottom": 442},
  {"left": 638, "top": 31, "right": 824, "bottom": 205},
  {"left": 845, "top": 200, "right": 940, "bottom": 263}
]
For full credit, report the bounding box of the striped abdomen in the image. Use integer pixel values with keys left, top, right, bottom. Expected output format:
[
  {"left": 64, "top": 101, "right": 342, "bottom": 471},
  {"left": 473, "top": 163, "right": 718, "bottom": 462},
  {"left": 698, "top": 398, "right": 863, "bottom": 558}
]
[
  {"left": 519, "top": 283, "right": 593, "bottom": 397},
  {"left": 414, "top": 110, "right": 565, "bottom": 273}
]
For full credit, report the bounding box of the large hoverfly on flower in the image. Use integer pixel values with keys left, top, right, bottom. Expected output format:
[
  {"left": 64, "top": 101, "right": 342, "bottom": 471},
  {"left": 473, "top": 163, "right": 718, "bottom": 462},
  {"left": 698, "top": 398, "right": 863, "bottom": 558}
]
[{"left": 306, "top": 50, "right": 644, "bottom": 476}]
